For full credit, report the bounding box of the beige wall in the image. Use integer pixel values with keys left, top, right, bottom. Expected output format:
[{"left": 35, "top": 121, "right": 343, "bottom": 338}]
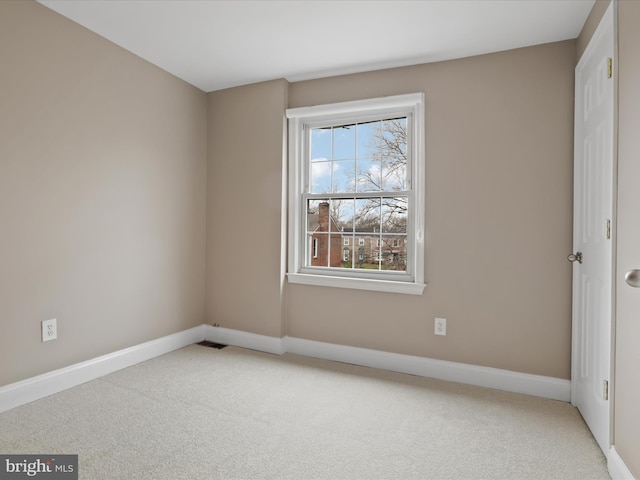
[
  {"left": 285, "top": 42, "right": 576, "bottom": 379},
  {"left": 206, "top": 42, "right": 576, "bottom": 380},
  {"left": 1, "top": 1, "right": 579, "bottom": 389},
  {"left": 206, "top": 80, "right": 288, "bottom": 338},
  {"left": 0, "top": 1, "right": 207, "bottom": 386},
  {"left": 615, "top": 1, "right": 640, "bottom": 476}
]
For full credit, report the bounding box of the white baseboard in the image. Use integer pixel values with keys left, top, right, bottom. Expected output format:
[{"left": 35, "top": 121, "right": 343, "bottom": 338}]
[
  {"left": 1, "top": 324, "right": 571, "bottom": 415},
  {"left": 609, "top": 447, "right": 637, "bottom": 480},
  {"left": 204, "top": 325, "right": 285, "bottom": 354},
  {"left": 0, "top": 325, "right": 204, "bottom": 414},
  {"left": 205, "top": 326, "right": 571, "bottom": 402}
]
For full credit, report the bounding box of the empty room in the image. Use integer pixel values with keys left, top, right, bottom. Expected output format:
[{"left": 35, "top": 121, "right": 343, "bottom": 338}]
[{"left": 0, "top": 0, "right": 638, "bottom": 479}]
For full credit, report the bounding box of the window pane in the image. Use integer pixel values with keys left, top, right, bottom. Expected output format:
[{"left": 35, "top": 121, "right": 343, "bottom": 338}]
[
  {"left": 333, "top": 125, "right": 355, "bottom": 160},
  {"left": 381, "top": 118, "right": 407, "bottom": 155},
  {"left": 381, "top": 160, "right": 406, "bottom": 191},
  {"left": 307, "top": 199, "right": 329, "bottom": 232},
  {"left": 332, "top": 160, "right": 356, "bottom": 193},
  {"left": 306, "top": 200, "right": 346, "bottom": 268},
  {"left": 310, "top": 161, "right": 331, "bottom": 193},
  {"left": 333, "top": 199, "right": 353, "bottom": 269},
  {"left": 379, "top": 235, "right": 407, "bottom": 271},
  {"left": 331, "top": 198, "right": 354, "bottom": 233},
  {"left": 356, "top": 121, "right": 379, "bottom": 159},
  {"left": 356, "top": 159, "right": 382, "bottom": 192},
  {"left": 381, "top": 197, "right": 408, "bottom": 233},
  {"left": 307, "top": 233, "right": 327, "bottom": 267},
  {"left": 310, "top": 127, "right": 331, "bottom": 162},
  {"left": 355, "top": 198, "right": 381, "bottom": 233},
  {"left": 379, "top": 118, "right": 407, "bottom": 191}
]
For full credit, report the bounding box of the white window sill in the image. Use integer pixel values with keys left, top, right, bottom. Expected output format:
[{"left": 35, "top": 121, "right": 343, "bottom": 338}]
[{"left": 287, "top": 273, "right": 426, "bottom": 295}]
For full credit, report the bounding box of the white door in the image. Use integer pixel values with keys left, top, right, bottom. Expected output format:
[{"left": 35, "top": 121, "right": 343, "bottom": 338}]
[{"left": 571, "top": 3, "right": 615, "bottom": 456}]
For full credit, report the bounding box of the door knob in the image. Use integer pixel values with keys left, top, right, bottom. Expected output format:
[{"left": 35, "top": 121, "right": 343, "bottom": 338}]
[
  {"left": 625, "top": 269, "right": 640, "bottom": 287},
  {"left": 567, "top": 252, "right": 583, "bottom": 264}
]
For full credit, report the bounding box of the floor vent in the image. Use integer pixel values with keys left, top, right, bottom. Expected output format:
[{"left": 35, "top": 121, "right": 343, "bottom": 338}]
[{"left": 197, "top": 340, "right": 228, "bottom": 349}]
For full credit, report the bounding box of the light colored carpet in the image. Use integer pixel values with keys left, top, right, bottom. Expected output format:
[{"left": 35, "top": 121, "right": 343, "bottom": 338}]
[{"left": 0, "top": 345, "right": 609, "bottom": 479}]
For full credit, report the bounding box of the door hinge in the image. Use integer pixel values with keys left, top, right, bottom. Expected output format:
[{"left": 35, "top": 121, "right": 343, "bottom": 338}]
[
  {"left": 607, "top": 58, "right": 613, "bottom": 79},
  {"left": 604, "top": 380, "right": 609, "bottom": 400},
  {"left": 606, "top": 219, "right": 611, "bottom": 239}
]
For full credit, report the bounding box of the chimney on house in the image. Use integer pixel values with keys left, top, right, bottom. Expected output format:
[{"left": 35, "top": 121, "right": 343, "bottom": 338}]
[{"left": 318, "top": 202, "right": 330, "bottom": 232}]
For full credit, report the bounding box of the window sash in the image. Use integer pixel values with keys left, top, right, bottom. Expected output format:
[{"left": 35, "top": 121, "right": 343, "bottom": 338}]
[{"left": 301, "top": 193, "right": 411, "bottom": 274}]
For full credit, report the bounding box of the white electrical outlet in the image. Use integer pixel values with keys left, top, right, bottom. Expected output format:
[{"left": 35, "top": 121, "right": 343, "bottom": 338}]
[
  {"left": 434, "top": 317, "right": 447, "bottom": 336},
  {"left": 42, "top": 318, "right": 57, "bottom": 342}
]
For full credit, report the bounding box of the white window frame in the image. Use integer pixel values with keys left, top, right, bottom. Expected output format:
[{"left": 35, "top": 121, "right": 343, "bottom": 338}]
[{"left": 286, "top": 93, "right": 426, "bottom": 295}]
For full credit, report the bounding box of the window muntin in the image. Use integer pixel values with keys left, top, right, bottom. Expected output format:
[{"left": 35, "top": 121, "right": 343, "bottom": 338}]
[{"left": 287, "top": 93, "right": 425, "bottom": 295}]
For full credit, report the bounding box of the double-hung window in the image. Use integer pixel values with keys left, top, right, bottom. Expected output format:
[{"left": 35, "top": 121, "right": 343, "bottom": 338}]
[{"left": 286, "top": 93, "right": 425, "bottom": 295}]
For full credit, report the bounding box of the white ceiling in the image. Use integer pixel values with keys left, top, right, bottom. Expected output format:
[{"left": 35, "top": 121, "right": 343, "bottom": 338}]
[{"left": 38, "top": 0, "right": 595, "bottom": 93}]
